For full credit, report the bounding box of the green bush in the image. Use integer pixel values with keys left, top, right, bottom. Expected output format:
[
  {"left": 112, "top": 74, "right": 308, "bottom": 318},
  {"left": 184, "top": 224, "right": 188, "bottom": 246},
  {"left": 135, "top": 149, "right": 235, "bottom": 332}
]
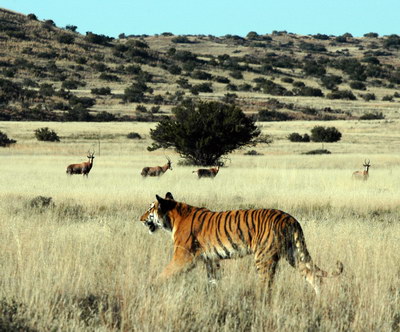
[
  {"left": 127, "top": 132, "right": 142, "bottom": 139},
  {"left": 288, "top": 133, "right": 310, "bottom": 142},
  {"left": 359, "top": 112, "right": 385, "bottom": 120},
  {"left": 382, "top": 95, "right": 394, "bottom": 101},
  {"left": 258, "top": 109, "right": 293, "bottom": 121},
  {"left": 360, "top": 93, "right": 376, "bottom": 101},
  {"left": 350, "top": 81, "right": 366, "bottom": 90},
  {"left": 171, "top": 36, "right": 191, "bottom": 43},
  {"left": 0, "top": 131, "right": 17, "bottom": 147},
  {"left": 61, "top": 80, "right": 79, "bottom": 90},
  {"left": 327, "top": 90, "right": 356, "bottom": 100},
  {"left": 91, "top": 87, "right": 111, "bottom": 95},
  {"left": 148, "top": 101, "right": 260, "bottom": 166},
  {"left": 34, "top": 128, "right": 60, "bottom": 142},
  {"left": 303, "top": 149, "right": 331, "bottom": 155},
  {"left": 57, "top": 33, "right": 75, "bottom": 44},
  {"left": 310, "top": 126, "right": 342, "bottom": 143}
]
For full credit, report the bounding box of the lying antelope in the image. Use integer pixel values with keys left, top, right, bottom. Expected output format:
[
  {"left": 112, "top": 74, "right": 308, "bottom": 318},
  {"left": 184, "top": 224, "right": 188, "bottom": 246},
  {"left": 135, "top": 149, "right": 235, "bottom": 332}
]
[
  {"left": 141, "top": 157, "right": 172, "bottom": 177},
  {"left": 66, "top": 151, "right": 95, "bottom": 177},
  {"left": 352, "top": 159, "right": 371, "bottom": 181},
  {"left": 193, "top": 166, "right": 220, "bottom": 179}
]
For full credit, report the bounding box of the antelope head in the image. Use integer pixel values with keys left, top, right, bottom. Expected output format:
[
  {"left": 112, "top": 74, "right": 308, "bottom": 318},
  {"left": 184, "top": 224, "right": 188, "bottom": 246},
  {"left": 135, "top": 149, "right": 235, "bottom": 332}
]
[
  {"left": 87, "top": 150, "right": 95, "bottom": 163},
  {"left": 363, "top": 159, "right": 371, "bottom": 171},
  {"left": 166, "top": 156, "right": 172, "bottom": 170}
]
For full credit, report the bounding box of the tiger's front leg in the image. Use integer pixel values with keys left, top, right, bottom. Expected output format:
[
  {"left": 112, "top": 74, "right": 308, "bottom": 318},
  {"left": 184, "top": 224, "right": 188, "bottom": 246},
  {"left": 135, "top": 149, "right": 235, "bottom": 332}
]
[
  {"left": 203, "top": 258, "right": 221, "bottom": 284},
  {"left": 157, "top": 246, "right": 196, "bottom": 282}
]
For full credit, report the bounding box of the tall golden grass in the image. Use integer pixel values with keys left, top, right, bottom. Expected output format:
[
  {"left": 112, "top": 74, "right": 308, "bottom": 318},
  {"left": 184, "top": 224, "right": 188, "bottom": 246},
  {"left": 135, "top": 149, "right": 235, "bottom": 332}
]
[{"left": 0, "top": 120, "right": 399, "bottom": 331}]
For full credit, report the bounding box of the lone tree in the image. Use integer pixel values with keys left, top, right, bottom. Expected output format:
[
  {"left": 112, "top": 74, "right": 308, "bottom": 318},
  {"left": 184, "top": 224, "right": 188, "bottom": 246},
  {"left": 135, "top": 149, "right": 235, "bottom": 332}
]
[{"left": 148, "top": 101, "right": 261, "bottom": 166}]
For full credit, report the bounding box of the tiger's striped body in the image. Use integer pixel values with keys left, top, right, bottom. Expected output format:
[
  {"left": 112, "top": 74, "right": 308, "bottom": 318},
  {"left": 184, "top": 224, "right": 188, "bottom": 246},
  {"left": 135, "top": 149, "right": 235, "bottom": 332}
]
[{"left": 139, "top": 193, "right": 343, "bottom": 294}]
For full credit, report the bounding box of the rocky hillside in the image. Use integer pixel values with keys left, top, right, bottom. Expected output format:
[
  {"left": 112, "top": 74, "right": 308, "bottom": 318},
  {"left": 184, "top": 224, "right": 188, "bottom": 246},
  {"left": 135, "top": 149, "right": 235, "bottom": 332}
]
[{"left": 1, "top": 7, "right": 400, "bottom": 121}]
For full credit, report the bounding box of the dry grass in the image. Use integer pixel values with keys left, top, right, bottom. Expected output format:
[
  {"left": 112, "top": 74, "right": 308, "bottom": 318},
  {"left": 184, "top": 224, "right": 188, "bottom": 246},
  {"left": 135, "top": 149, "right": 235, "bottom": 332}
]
[{"left": 0, "top": 120, "right": 399, "bottom": 331}]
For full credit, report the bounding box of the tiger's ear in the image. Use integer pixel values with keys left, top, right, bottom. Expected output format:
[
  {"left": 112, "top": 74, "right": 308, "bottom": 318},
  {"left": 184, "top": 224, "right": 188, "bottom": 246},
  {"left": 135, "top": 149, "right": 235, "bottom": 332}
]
[
  {"left": 156, "top": 194, "right": 176, "bottom": 211},
  {"left": 165, "top": 192, "right": 174, "bottom": 200}
]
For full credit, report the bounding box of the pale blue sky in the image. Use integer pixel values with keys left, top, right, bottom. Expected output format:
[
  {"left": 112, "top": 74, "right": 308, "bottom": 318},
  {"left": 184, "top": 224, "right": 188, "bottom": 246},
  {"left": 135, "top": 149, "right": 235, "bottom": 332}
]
[{"left": 2, "top": 0, "right": 399, "bottom": 38}]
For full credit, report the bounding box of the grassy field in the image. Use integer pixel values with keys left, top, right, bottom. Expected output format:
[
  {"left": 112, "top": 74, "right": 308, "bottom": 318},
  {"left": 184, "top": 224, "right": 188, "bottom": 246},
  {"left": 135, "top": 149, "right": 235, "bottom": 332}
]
[{"left": 0, "top": 120, "right": 399, "bottom": 331}]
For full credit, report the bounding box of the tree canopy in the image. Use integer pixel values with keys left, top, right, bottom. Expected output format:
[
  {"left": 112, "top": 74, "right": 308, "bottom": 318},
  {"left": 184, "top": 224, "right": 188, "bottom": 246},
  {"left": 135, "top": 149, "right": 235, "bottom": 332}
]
[{"left": 148, "top": 101, "right": 261, "bottom": 166}]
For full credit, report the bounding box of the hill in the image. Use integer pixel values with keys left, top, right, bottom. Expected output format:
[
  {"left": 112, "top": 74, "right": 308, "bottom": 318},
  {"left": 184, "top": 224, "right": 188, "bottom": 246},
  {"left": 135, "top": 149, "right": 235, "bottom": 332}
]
[{"left": 1, "top": 7, "right": 400, "bottom": 121}]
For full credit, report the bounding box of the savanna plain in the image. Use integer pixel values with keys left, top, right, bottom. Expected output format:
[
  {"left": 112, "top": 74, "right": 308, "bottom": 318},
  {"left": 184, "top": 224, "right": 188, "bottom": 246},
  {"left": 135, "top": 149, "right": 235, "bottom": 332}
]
[{"left": 0, "top": 120, "right": 399, "bottom": 331}]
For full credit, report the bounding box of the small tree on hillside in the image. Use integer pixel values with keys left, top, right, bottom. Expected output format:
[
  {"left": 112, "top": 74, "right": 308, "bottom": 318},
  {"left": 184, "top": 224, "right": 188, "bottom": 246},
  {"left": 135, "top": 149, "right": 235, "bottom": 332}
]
[
  {"left": 0, "top": 131, "right": 17, "bottom": 147},
  {"left": 310, "top": 126, "right": 342, "bottom": 143},
  {"left": 34, "top": 128, "right": 60, "bottom": 142},
  {"left": 148, "top": 101, "right": 261, "bottom": 166}
]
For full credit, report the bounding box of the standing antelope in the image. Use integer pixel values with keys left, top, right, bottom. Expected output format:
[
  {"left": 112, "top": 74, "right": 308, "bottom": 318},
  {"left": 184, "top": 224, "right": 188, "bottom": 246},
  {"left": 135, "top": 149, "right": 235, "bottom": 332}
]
[
  {"left": 66, "top": 151, "right": 95, "bottom": 177},
  {"left": 141, "top": 157, "right": 172, "bottom": 177},
  {"left": 193, "top": 166, "right": 220, "bottom": 179},
  {"left": 352, "top": 159, "right": 371, "bottom": 181}
]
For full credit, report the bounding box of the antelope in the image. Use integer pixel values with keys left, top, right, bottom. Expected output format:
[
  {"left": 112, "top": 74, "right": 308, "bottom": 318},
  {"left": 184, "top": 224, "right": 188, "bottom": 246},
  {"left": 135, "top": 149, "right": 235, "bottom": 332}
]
[
  {"left": 66, "top": 151, "right": 95, "bottom": 177},
  {"left": 141, "top": 157, "right": 172, "bottom": 177},
  {"left": 352, "top": 159, "right": 371, "bottom": 181},
  {"left": 193, "top": 166, "right": 220, "bottom": 179}
]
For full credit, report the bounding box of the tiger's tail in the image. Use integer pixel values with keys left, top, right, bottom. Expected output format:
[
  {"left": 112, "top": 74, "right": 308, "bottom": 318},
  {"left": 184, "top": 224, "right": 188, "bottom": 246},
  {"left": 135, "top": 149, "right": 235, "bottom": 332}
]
[{"left": 285, "top": 223, "right": 343, "bottom": 294}]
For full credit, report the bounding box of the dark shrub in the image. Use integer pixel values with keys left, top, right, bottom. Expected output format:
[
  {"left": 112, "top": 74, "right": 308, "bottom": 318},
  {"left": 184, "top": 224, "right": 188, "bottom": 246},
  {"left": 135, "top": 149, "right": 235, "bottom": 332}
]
[
  {"left": 244, "top": 149, "right": 263, "bottom": 156},
  {"left": 148, "top": 101, "right": 260, "bottom": 166},
  {"left": 359, "top": 112, "right": 385, "bottom": 120},
  {"left": 382, "top": 95, "right": 394, "bottom": 101},
  {"left": 288, "top": 132, "right": 310, "bottom": 142},
  {"left": 259, "top": 80, "right": 292, "bottom": 96},
  {"left": 167, "top": 64, "right": 182, "bottom": 75},
  {"left": 303, "top": 149, "right": 331, "bottom": 155},
  {"left": 91, "top": 87, "right": 111, "bottom": 95},
  {"left": 171, "top": 36, "right": 191, "bottom": 43},
  {"left": 66, "top": 25, "right": 78, "bottom": 32},
  {"left": 191, "top": 70, "right": 212, "bottom": 80},
  {"left": 383, "top": 34, "right": 400, "bottom": 49},
  {"left": 99, "top": 73, "right": 120, "bottom": 82},
  {"left": 39, "top": 83, "right": 55, "bottom": 97},
  {"left": 229, "top": 71, "right": 244, "bottom": 79},
  {"left": 0, "top": 131, "right": 17, "bottom": 147},
  {"left": 176, "top": 77, "right": 191, "bottom": 89},
  {"left": 360, "top": 93, "right": 376, "bottom": 101},
  {"left": 190, "top": 83, "right": 213, "bottom": 94},
  {"left": 34, "top": 128, "right": 60, "bottom": 142},
  {"left": 303, "top": 60, "right": 326, "bottom": 77},
  {"left": 281, "top": 77, "right": 294, "bottom": 83},
  {"left": 62, "top": 80, "right": 79, "bottom": 90},
  {"left": 57, "top": 33, "right": 75, "bottom": 44},
  {"left": 76, "top": 56, "right": 87, "bottom": 65},
  {"left": 85, "top": 32, "right": 113, "bottom": 45},
  {"left": 27, "top": 13, "right": 38, "bottom": 20},
  {"left": 364, "top": 32, "right": 379, "bottom": 38},
  {"left": 310, "top": 126, "right": 342, "bottom": 142},
  {"left": 292, "top": 86, "right": 324, "bottom": 97},
  {"left": 30, "top": 196, "right": 54, "bottom": 209},
  {"left": 64, "top": 105, "right": 92, "bottom": 121},
  {"left": 127, "top": 132, "right": 142, "bottom": 139},
  {"left": 350, "top": 81, "right": 366, "bottom": 90},
  {"left": 214, "top": 76, "right": 230, "bottom": 84},
  {"left": 258, "top": 109, "right": 293, "bottom": 121},
  {"left": 327, "top": 90, "right": 356, "bottom": 100},
  {"left": 321, "top": 75, "right": 342, "bottom": 90},
  {"left": 69, "top": 96, "right": 96, "bottom": 108},
  {"left": 93, "top": 111, "right": 116, "bottom": 122},
  {"left": 123, "top": 82, "right": 149, "bottom": 102}
]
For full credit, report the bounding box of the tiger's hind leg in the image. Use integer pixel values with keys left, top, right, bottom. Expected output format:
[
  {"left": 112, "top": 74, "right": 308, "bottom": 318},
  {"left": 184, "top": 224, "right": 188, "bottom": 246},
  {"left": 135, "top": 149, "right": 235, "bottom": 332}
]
[{"left": 254, "top": 250, "right": 280, "bottom": 296}]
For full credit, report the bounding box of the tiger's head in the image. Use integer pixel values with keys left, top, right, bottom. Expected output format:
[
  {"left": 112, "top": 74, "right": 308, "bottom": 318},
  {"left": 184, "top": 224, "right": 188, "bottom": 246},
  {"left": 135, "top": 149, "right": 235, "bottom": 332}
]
[{"left": 139, "top": 192, "right": 176, "bottom": 233}]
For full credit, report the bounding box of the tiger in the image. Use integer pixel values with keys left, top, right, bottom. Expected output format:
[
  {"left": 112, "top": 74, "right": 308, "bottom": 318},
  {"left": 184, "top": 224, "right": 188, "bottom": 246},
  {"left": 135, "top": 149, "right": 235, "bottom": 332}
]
[{"left": 139, "top": 192, "right": 343, "bottom": 294}]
